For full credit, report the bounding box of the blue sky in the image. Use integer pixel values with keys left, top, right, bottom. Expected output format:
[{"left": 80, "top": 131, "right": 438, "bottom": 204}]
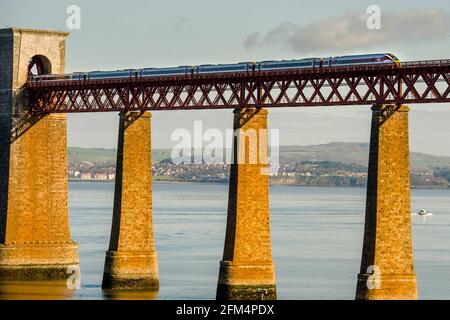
[{"left": 2, "top": 0, "right": 450, "bottom": 156}]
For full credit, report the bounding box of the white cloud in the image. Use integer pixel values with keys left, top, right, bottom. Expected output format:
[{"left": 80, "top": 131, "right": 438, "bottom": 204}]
[{"left": 244, "top": 9, "right": 450, "bottom": 54}]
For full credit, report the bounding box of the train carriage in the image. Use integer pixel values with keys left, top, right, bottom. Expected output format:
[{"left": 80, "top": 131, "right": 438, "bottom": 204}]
[
  {"left": 258, "top": 59, "right": 316, "bottom": 71},
  {"left": 196, "top": 63, "right": 248, "bottom": 74},
  {"left": 328, "top": 53, "right": 400, "bottom": 67},
  {"left": 29, "top": 53, "right": 400, "bottom": 82},
  {"left": 141, "top": 66, "right": 190, "bottom": 77}
]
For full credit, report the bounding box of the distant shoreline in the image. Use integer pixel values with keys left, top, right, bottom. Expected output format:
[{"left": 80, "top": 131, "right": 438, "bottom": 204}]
[
  {"left": 68, "top": 179, "right": 449, "bottom": 190},
  {"left": 69, "top": 179, "right": 113, "bottom": 183}
]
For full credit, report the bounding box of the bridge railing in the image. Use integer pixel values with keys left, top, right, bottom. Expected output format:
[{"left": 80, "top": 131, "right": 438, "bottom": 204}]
[{"left": 400, "top": 59, "right": 450, "bottom": 68}]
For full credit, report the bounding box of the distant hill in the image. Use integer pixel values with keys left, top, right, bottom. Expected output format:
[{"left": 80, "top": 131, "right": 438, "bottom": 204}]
[
  {"left": 68, "top": 143, "right": 450, "bottom": 169},
  {"left": 279, "top": 142, "right": 450, "bottom": 169},
  {"left": 69, "top": 147, "right": 117, "bottom": 164},
  {"left": 279, "top": 142, "right": 370, "bottom": 166},
  {"left": 68, "top": 147, "right": 171, "bottom": 165}
]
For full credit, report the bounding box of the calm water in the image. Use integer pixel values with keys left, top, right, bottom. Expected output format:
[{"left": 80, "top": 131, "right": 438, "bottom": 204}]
[{"left": 2, "top": 182, "right": 450, "bottom": 300}]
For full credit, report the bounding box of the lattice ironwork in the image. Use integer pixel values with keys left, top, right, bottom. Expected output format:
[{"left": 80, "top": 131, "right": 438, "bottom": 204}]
[{"left": 26, "top": 59, "right": 450, "bottom": 113}]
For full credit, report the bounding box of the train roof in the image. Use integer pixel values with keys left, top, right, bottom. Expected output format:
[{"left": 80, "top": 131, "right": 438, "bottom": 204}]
[
  {"left": 328, "top": 53, "right": 397, "bottom": 58},
  {"left": 59, "top": 53, "right": 401, "bottom": 77}
]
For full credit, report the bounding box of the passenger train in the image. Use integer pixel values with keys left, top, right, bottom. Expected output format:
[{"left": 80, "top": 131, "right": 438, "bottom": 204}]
[{"left": 29, "top": 53, "right": 400, "bottom": 82}]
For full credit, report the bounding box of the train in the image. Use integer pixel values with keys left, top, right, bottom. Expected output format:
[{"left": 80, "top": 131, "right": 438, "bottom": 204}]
[{"left": 29, "top": 53, "right": 400, "bottom": 82}]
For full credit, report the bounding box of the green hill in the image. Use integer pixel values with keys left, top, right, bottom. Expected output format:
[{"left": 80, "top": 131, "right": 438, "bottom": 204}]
[
  {"left": 279, "top": 142, "right": 450, "bottom": 169},
  {"left": 68, "top": 143, "right": 450, "bottom": 170},
  {"left": 68, "top": 147, "right": 117, "bottom": 164},
  {"left": 280, "top": 142, "right": 450, "bottom": 169},
  {"left": 68, "top": 147, "right": 171, "bottom": 164}
]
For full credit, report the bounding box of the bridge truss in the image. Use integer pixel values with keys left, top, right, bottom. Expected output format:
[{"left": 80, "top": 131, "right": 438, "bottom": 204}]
[{"left": 26, "top": 59, "right": 450, "bottom": 113}]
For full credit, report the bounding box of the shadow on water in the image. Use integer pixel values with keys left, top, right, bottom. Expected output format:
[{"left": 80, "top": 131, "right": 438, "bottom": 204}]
[
  {"left": 102, "top": 289, "right": 159, "bottom": 300},
  {"left": 0, "top": 280, "right": 76, "bottom": 300}
]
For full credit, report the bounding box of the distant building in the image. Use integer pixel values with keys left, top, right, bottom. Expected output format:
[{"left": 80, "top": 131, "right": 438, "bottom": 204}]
[
  {"left": 79, "top": 161, "right": 95, "bottom": 169},
  {"left": 94, "top": 173, "right": 108, "bottom": 181},
  {"left": 80, "top": 173, "right": 93, "bottom": 180}
]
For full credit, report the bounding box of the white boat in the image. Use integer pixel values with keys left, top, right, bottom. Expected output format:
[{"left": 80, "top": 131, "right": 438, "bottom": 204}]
[{"left": 417, "top": 209, "right": 432, "bottom": 216}]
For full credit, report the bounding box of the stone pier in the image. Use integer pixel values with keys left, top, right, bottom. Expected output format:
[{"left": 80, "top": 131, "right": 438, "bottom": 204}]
[
  {"left": 0, "top": 28, "right": 79, "bottom": 279},
  {"left": 217, "top": 107, "right": 276, "bottom": 300},
  {"left": 356, "top": 104, "right": 417, "bottom": 300},
  {"left": 102, "top": 111, "right": 159, "bottom": 290}
]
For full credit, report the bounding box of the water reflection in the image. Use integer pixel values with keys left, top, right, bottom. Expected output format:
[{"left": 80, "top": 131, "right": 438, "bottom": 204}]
[
  {"left": 0, "top": 280, "right": 75, "bottom": 300},
  {"left": 67, "top": 183, "right": 450, "bottom": 299},
  {"left": 102, "top": 289, "right": 159, "bottom": 300}
]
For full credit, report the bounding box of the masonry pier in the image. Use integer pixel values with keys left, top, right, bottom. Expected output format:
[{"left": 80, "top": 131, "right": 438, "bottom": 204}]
[
  {"left": 356, "top": 104, "right": 418, "bottom": 300},
  {"left": 102, "top": 111, "right": 159, "bottom": 290},
  {"left": 0, "top": 28, "right": 79, "bottom": 279},
  {"left": 217, "top": 107, "right": 276, "bottom": 300}
]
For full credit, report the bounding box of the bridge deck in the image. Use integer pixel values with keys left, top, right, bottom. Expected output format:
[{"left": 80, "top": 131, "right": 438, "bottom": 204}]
[{"left": 26, "top": 59, "right": 450, "bottom": 113}]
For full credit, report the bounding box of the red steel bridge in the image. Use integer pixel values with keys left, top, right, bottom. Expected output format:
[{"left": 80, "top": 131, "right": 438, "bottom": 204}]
[{"left": 26, "top": 59, "right": 450, "bottom": 113}]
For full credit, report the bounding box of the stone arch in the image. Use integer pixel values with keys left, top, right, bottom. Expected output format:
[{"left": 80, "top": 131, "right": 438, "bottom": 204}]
[{"left": 28, "top": 54, "right": 52, "bottom": 76}]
